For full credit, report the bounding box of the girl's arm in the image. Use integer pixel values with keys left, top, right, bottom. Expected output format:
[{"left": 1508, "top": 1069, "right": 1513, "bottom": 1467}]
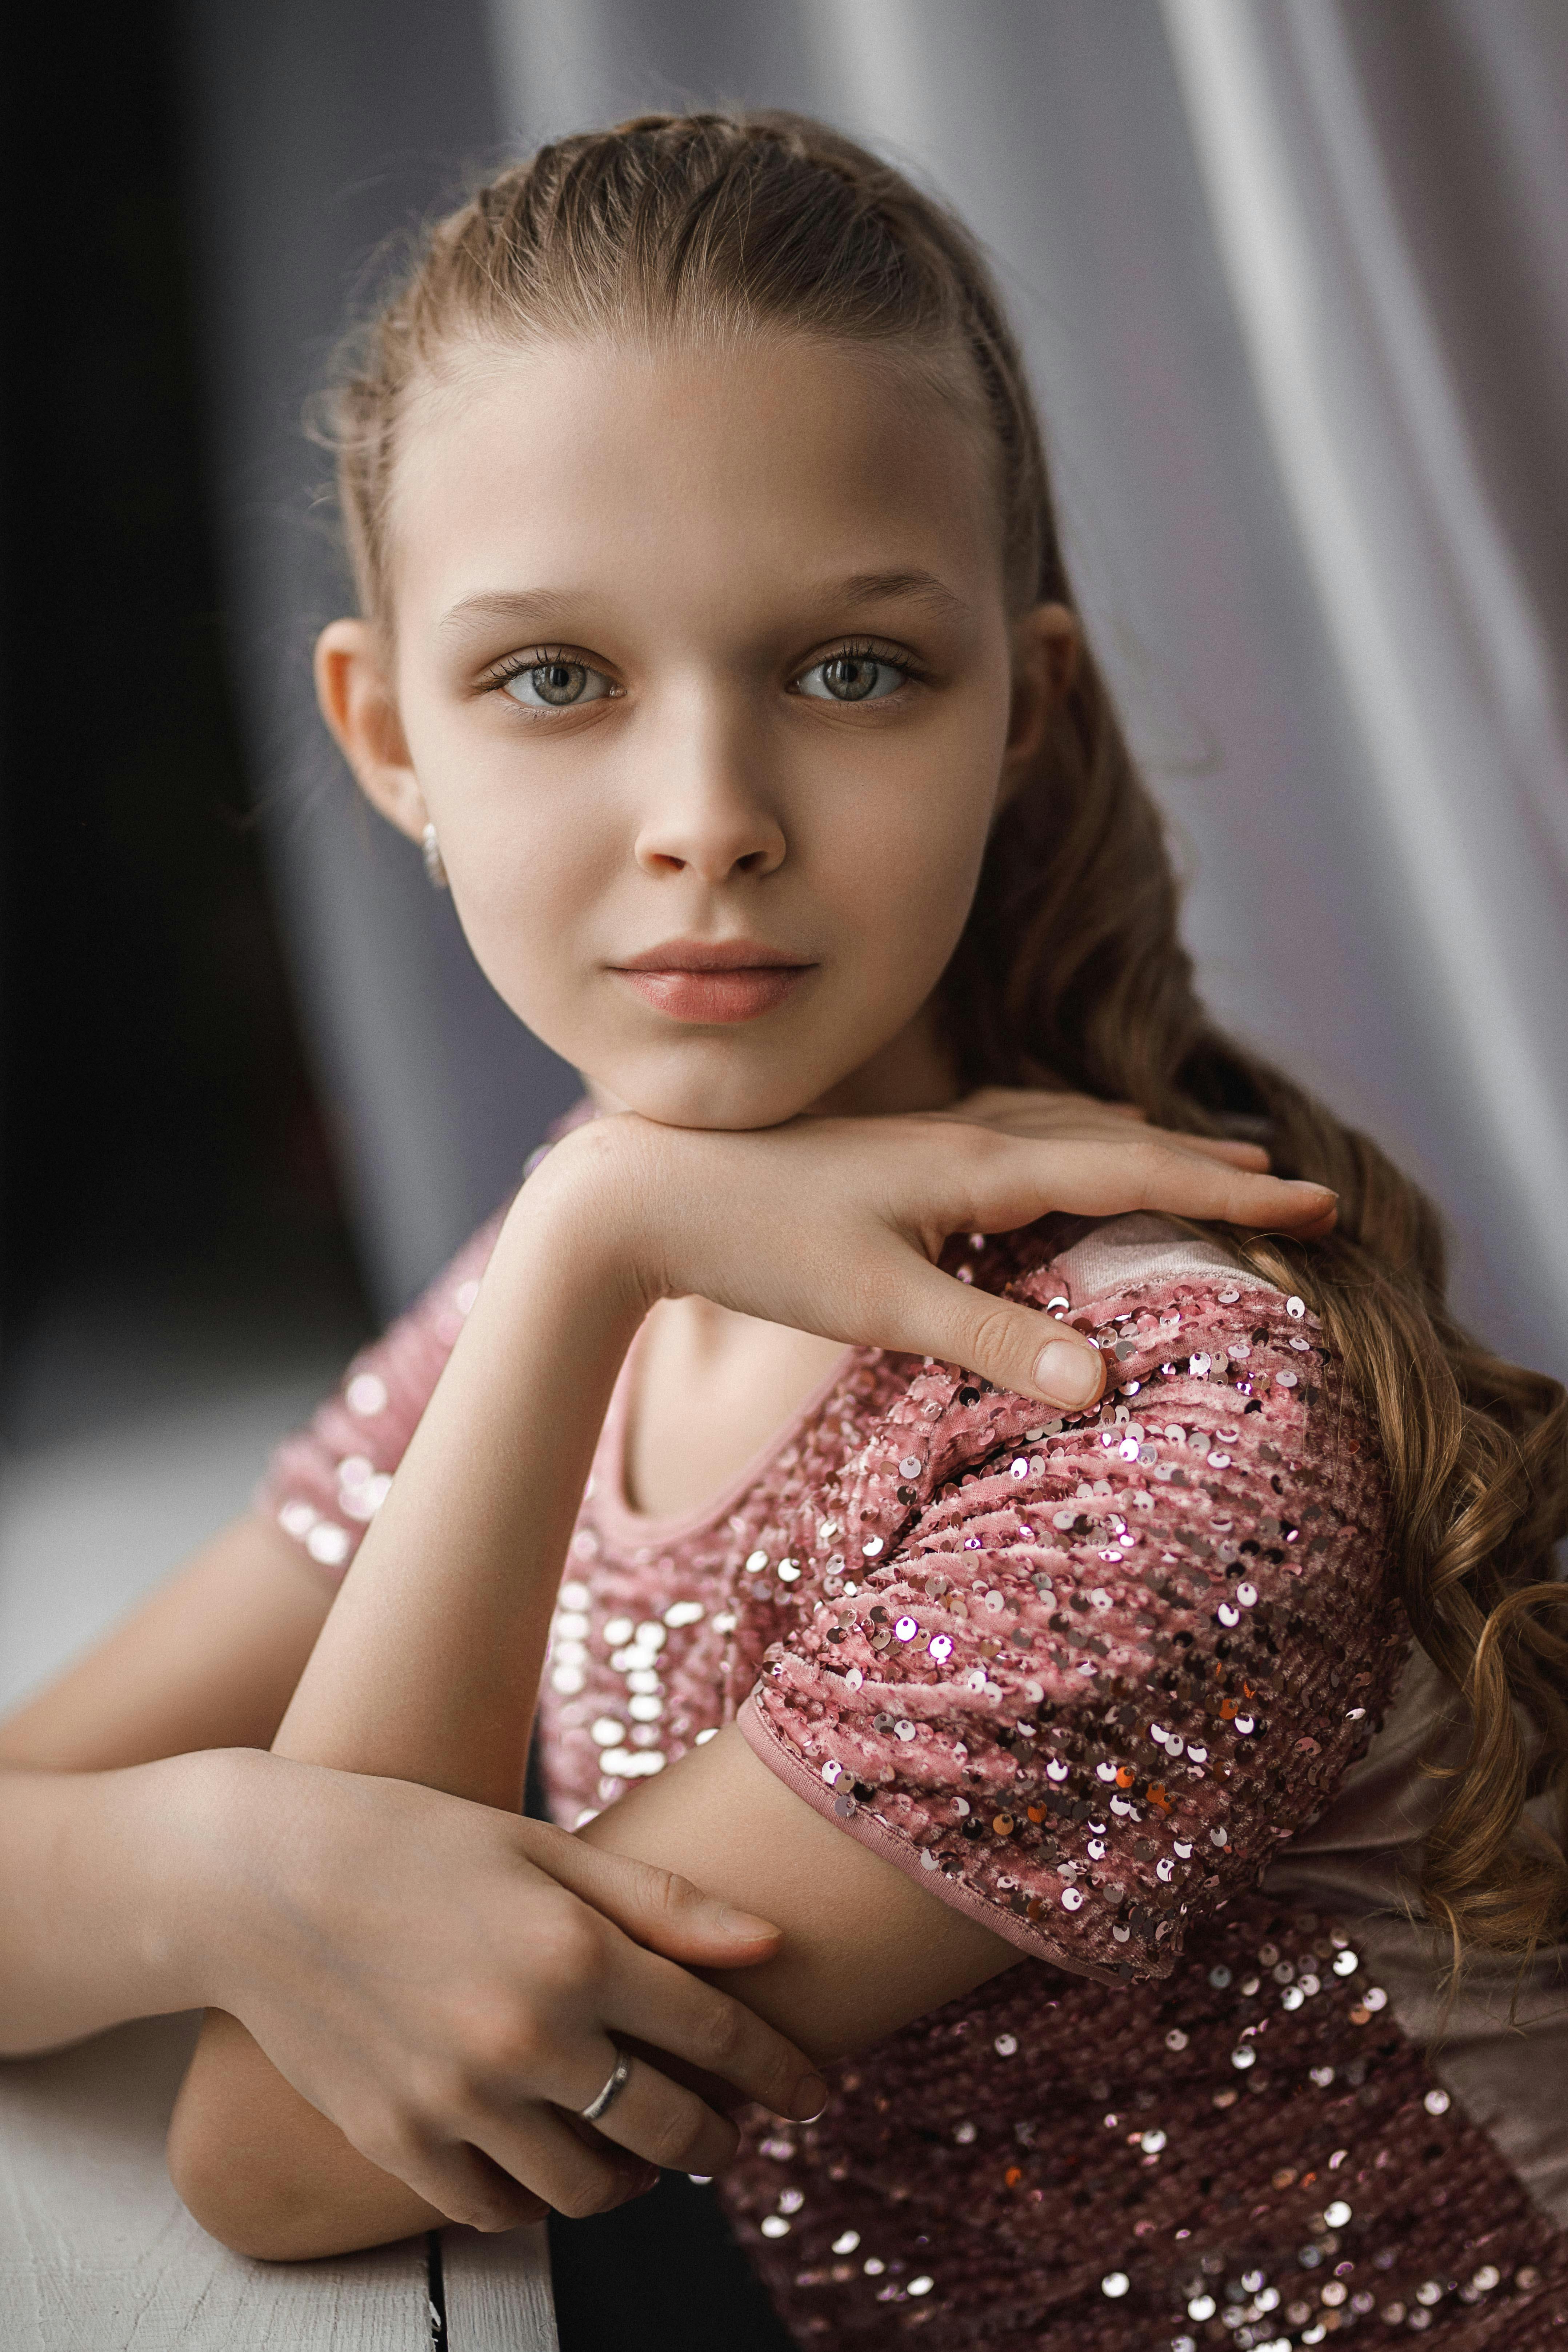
[
  {"left": 169, "top": 1107, "right": 1335, "bottom": 2257},
  {"left": 0, "top": 1517, "right": 333, "bottom": 2052},
  {"left": 580, "top": 1723, "right": 1021, "bottom": 2057},
  {"left": 0, "top": 1510, "right": 796, "bottom": 2093},
  {"left": 582, "top": 1251, "right": 1397, "bottom": 2044}
]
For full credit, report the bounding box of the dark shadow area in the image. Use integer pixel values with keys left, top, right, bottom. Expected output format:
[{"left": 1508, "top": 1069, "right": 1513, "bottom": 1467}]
[
  {"left": 548, "top": 2174, "right": 798, "bottom": 2352},
  {"left": 0, "top": 0, "right": 369, "bottom": 1419}
]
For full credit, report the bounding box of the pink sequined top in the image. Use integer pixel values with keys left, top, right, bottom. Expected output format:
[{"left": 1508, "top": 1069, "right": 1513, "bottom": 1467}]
[{"left": 261, "top": 1202, "right": 1568, "bottom": 2349}]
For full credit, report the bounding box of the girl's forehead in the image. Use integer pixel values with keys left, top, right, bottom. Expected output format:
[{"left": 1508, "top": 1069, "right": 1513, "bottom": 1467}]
[{"left": 387, "top": 332, "right": 1005, "bottom": 631}]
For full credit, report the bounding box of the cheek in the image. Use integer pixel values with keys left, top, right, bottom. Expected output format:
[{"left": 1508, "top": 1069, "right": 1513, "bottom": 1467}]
[
  {"left": 413, "top": 752, "right": 604, "bottom": 1023},
  {"left": 814, "top": 727, "right": 1003, "bottom": 981},
  {"left": 452, "top": 825, "right": 600, "bottom": 1023}
]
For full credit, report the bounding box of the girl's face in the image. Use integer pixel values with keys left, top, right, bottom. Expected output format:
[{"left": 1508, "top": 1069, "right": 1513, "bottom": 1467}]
[{"left": 319, "top": 333, "right": 1068, "bottom": 1129}]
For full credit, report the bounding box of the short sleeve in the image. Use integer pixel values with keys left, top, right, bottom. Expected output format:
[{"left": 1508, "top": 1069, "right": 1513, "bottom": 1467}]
[
  {"left": 740, "top": 1253, "right": 1404, "bottom": 1985},
  {"left": 255, "top": 1210, "right": 507, "bottom": 1581}
]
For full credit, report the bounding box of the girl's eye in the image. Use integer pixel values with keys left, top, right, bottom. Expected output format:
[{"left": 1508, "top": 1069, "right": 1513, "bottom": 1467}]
[
  {"left": 796, "top": 652, "right": 909, "bottom": 704},
  {"left": 501, "top": 659, "right": 615, "bottom": 709}
]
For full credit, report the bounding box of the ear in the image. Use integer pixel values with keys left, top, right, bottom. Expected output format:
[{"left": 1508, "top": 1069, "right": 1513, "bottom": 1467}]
[
  {"left": 314, "top": 619, "right": 429, "bottom": 843},
  {"left": 998, "top": 602, "right": 1079, "bottom": 800}
]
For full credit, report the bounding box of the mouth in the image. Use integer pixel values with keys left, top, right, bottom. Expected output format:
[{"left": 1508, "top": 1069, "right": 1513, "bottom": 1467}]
[{"left": 608, "top": 938, "right": 817, "bottom": 1025}]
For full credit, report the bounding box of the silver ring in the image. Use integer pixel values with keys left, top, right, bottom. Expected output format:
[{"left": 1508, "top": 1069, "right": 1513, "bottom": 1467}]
[{"left": 580, "top": 2051, "right": 632, "bottom": 2124}]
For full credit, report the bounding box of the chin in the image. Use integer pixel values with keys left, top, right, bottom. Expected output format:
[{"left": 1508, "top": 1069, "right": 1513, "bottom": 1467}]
[{"left": 600, "top": 1044, "right": 836, "bottom": 1133}]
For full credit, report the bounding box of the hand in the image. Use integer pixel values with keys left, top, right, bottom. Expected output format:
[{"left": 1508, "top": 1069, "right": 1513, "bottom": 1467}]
[
  {"left": 175, "top": 1751, "right": 825, "bottom": 2232},
  {"left": 933, "top": 1084, "right": 1273, "bottom": 1161},
  {"left": 537, "top": 1085, "right": 1332, "bottom": 1412}
]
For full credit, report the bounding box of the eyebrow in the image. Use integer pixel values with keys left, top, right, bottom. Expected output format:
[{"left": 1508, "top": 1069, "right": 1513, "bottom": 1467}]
[
  {"left": 437, "top": 569, "right": 972, "bottom": 638},
  {"left": 438, "top": 589, "right": 582, "bottom": 636},
  {"left": 829, "top": 569, "right": 972, "bottom": 624}
]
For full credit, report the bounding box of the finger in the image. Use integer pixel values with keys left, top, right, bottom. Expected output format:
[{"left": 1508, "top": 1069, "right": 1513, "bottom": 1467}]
[
  {"left": 879, "top": 1256, "right": 1106, "bottom": 1408},
  {"left": 343, "top": 2117, "right": 560, "bottom": 2236},
  {"left": 560, "top": 2047, "right": 741, "bottom": 2179},
  {"left": 957, "top": 1136, "right": 1332, "bottom": 1239},
  {"left": 463, "top": 2097, "right": 660, "bottom": 2223},
  {"left": 604, "top": 1942, "right": 829, "bottom": 2124},
  {"left": 879, "top": 1146, "right": 1337, "bottom": 1401},
  {"left": 1147, "top": 1132, "right": 1270, "bottom": 1170},
  {"left": 517, "top": 1824, "right": 785, "bottom": 1969}
]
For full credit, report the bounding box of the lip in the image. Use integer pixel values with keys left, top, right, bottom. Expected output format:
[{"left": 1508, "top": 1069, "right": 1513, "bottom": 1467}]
[
  {"left": 609, "top": 938, "right": 816, "bottom": 1024},
  {"left": 615, "top": 938, "right": 812, "bottom": 973}
]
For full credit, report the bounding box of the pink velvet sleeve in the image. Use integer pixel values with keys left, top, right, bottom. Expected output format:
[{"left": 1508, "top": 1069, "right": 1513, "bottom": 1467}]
[
  {"left": 740, "top": 1264, "right": 1404, "bottom": 1985},
  {"left": 255, "top": 1211, "right": 508, "bottom": 1581}
]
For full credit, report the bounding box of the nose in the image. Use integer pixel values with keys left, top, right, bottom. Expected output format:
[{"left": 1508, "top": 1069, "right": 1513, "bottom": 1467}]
[{"left": 632, "top": 695, "right": 786, "bottom": 882}]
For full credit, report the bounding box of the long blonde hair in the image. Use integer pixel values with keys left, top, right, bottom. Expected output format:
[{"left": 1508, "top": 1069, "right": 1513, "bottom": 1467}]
[{"left": 322, "top": 109, "right": 1568, "bottom": 1964}]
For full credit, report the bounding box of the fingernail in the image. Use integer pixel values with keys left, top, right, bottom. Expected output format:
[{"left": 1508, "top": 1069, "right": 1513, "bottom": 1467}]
[
  {"left": 1288, "top": 1182, "right": 1337, "bottom": 1200},
  {"left": 1034, "top": 1339, "right": 1102, "bottom": 1407},
  {"left": 718, "top": 1906, "right": 780, "bottom": 1940},
  {"left": 787, "top": 2073, "right": 831, "bottom": 2124}
]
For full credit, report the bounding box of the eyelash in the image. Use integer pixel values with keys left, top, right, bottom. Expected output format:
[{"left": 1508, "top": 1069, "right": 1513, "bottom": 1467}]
[
  {"left": 795, "top": 639, "right": 929, "bottom": 695},
  {"left": 480, "top": 637, "right": 930, "bottom": 704},
  {"left": 482, "top": 646, "right": 612, "bottom": 696}
]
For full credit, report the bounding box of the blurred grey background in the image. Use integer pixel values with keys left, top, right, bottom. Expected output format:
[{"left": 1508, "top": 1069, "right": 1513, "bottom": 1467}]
[{"left": 4, "top": 0, "right": 1567, "bottom": 1712}]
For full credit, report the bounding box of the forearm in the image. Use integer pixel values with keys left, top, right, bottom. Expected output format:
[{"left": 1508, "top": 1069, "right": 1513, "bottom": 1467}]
[
  {"left": 273, "top": 1136, "right": 644, "bottom": 1803},
  {"left": 578, "top": 1724, "right": 1023, "bottom": 2066},
  {"left": 0, "top": 1749, "right": 239, "bottom": 2055}
]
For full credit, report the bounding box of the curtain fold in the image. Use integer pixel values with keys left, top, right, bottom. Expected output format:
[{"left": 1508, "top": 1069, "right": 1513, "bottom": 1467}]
[{"left": 1161, "top": 0, "right": 1568, "bottom": 1345}]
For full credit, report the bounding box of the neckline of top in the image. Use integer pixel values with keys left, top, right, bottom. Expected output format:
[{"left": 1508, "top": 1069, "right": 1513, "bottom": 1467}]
[{"left": 593, "top": 1320, "right": 861, "bottom": 1546}]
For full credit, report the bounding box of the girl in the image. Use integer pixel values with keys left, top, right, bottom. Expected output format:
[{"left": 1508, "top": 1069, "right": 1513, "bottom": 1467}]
[{"left": 3, "top": 112, "right": 1564, "bottom": 2351}]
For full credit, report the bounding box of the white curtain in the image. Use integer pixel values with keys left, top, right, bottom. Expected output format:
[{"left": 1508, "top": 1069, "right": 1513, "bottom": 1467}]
[
  {"left": 186, "top": 1, "right": 1568, "bottom": 1379},
  {"left": 1161, "top": 0, "right": 1568, "bottom": 1353}
]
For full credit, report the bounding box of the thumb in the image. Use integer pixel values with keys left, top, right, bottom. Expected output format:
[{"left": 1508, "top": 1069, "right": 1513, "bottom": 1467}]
[
  {"left": 887, "top": 1255, "right": 1106, "bottom": 1411},
  {"left": 521, "top": 1825, "right": 783, "bottom": 1965}
]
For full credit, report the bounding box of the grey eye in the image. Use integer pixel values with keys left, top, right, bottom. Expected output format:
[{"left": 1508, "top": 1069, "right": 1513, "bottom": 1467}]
[
  {"left": 503, "top": 660, "right": 613, "bottom": 709},
  {"left": 797, "top": 653, "right": 907, "bottom": 703}
]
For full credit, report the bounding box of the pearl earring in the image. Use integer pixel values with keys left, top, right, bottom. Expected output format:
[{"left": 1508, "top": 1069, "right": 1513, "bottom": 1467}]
[{"left": 421, "top": 823, "right": 449, "bottom": 891}]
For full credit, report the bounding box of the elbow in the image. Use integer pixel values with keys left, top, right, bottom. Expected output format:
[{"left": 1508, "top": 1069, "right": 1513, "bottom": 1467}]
[
  {"left": 167, "top": 2015, "right": 433, "bottom": 2261},
  {"left": 167, "top": 2079, "right": 332, "bottom": 2262}
]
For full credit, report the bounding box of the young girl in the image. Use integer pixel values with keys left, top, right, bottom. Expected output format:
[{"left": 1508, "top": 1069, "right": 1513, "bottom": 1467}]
[{"left": 3, "top": 112, "right": 1564, "bottom": 2350}]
